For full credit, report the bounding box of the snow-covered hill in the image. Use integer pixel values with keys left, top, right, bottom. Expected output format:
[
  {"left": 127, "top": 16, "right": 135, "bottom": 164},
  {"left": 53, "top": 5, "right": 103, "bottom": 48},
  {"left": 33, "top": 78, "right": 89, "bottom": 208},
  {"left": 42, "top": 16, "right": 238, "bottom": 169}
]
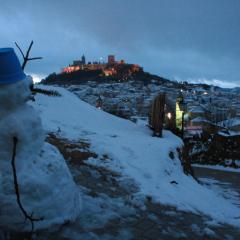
[{"left": 32, "top": 85, "right": 240, "bottom": 228}]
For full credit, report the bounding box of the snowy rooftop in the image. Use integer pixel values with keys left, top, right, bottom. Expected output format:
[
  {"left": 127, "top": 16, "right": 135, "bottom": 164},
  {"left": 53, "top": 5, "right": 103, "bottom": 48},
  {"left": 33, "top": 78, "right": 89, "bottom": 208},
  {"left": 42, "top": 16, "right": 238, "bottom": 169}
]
[
  {"left": 188, "top": 105, "right": 206, "bottom": 113},
  {"left": 218, "top": 117, "right": 240, "bottom": 127},
  {"left": 191, "top": 117, "right": 210, "bottom": 123}
]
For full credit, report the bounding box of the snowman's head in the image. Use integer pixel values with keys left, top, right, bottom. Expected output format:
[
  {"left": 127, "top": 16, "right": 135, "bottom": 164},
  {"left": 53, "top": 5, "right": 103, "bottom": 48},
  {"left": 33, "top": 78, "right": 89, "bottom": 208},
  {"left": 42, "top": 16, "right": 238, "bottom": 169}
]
[{"left": 0, "top": 75, "right": 33, "bottom": 111}]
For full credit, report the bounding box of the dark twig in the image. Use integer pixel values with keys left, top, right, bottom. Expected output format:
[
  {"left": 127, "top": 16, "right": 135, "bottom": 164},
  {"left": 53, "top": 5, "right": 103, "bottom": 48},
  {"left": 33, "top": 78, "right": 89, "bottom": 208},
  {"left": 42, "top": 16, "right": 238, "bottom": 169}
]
[
  {"left": 14, "top": 42, "right": 25, "bottom": 59},
  {"left": 15, "top": 41, "right": 43, "bottom": 70},
  {"left": 28, "top": 57, "right": 42, "bottom": 61},
  {"left": 32, "top": 88, "right": 61, "bottom": 97},
  {"left": 11, "top": 137, "right": 43, "bottom": 239},
  {"left": 22, "top": 41, "right": 33, "bottom": 70}
]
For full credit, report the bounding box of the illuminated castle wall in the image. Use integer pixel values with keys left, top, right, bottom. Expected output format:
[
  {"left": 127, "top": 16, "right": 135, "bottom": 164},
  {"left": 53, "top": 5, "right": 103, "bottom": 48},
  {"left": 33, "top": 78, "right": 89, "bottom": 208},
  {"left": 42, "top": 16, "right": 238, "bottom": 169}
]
[{"left": 61, "top": 54, "right": 143, "bottom": 77}]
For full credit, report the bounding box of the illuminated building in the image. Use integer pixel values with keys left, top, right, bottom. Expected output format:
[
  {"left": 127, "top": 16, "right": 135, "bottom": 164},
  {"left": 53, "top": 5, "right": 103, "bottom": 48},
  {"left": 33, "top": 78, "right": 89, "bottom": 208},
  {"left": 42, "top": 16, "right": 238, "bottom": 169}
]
[
  {"left": 108, "top": 55, "right": 115, "bottom": 64},
  {"left": 176, "top": 94, "right": 185, "bottom": 130},
  {"left": 62, "top": 66, "right": 81, "bottom": 73},
  {"left": 73, "top": 54, "right": 86, "bottom": 66},
  {"left": 131, "top": 64, "right": 142, "bottom": 72},
  {"left": 61, "top": 54, "right": 143, "bottom": 76},
  {"left": 85, "top": 63, "right": 106, "bottom": 71},
  {"left": 176, "top": 101, "right": 184, "bottom": 130},
  {"left": 103, "top": 68, "right": 117, "bottom": 76},
  {"left": 167, "top": 112, "right": 172, "bottom": 119}
]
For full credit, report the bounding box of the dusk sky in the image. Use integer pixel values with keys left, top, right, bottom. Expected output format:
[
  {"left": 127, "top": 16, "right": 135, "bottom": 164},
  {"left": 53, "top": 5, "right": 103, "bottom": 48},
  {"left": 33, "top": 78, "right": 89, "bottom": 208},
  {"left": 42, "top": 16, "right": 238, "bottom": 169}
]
[{"left": 1, "top": 0, "right": 240, "bottom": 87}]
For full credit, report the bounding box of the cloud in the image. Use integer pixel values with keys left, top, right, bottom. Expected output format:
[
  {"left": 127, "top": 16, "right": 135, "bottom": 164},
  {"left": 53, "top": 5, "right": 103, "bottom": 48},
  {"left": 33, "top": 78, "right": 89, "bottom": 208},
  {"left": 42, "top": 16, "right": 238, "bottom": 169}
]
[
  {"left": 176, "top": 77, "right": 240, "bottom": 89},
  {"left": 29, "top": 73, "right": 46, "bottom": 83},
  {"left": 0, "top": 0, "right": 240, "bottom": 86}
]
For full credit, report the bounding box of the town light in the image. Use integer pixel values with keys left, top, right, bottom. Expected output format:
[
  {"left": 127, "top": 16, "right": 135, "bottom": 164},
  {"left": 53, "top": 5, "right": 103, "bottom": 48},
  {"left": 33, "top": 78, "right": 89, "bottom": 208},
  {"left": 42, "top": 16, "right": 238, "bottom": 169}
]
[{"left": 167, "top": 112, "right": 172, "bottom": 119}]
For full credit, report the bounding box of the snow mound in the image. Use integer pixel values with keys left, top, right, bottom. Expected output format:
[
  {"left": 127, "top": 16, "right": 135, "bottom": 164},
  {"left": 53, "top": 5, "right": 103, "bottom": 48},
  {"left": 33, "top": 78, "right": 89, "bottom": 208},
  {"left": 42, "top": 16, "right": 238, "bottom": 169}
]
[
  {"left": 32, "top": 85, "right": 240, "bottom": 227},
  {"left": 0, "top": 142, "right": 81, "bottom": 231},
  {"left": 0, "top": 79, "right": 81, "bottom": 232}
]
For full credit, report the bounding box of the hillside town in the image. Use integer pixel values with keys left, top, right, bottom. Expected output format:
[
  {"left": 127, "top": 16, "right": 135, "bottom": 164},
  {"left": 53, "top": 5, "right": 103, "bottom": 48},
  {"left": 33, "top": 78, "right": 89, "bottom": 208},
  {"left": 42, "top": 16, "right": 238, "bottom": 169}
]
[
  {"left": 46, "top": 54, "right": 240, "bottom": 139},
  {"left": 41, "top": 50, "right": 240, "bottom": 163},
  {"left": 59, "top": 69, "right": 240, "bottom": 168},
  {"left": 66, "top": 78, "right": 240, "bottom": 137}
]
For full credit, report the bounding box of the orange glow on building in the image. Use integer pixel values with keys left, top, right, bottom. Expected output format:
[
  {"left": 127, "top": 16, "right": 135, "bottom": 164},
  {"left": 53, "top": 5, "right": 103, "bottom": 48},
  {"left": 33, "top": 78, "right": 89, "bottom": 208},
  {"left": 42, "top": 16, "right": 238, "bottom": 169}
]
[
  {"left": 62, "top": 64, "right": 106, "bottom": 73},
  {"left": 131, "top": 64, "right": 142, "bottom": 72},
  {"left": 103, "top": 68, "right": 117, "bottom": 76},
  {"left": 86, "top": 64, "right": 106, "bottom": 71},
  {"left": 61, "top": 55, "right": 143, "bottom": 75},
  {"left": 62, "top": 66, "right": 81, "bottom": 73}
]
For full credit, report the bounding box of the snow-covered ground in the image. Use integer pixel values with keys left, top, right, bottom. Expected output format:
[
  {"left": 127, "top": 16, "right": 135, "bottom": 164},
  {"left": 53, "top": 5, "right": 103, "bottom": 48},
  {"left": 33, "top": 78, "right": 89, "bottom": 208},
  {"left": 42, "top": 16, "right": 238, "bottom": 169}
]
[
  {"left": 31, "top": 85, "right": 240, "bottom": 228},
  {"left": 199, "top": 178, "right": 240, "bottom": 207}
]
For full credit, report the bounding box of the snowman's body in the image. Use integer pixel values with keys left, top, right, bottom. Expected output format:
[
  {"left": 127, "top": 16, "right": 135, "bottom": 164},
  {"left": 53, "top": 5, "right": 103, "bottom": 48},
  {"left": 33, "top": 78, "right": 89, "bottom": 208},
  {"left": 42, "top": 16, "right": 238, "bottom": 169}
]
[{"left": 0, "top": 77, "right": 81, "bottom": 231}]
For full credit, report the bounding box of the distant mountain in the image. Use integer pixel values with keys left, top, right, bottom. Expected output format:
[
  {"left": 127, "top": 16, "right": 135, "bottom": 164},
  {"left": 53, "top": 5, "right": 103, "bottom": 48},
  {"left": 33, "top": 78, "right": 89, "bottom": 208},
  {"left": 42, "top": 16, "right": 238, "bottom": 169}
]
[{"left": 231, "top": 87, "right": 240, "bottom": 93}]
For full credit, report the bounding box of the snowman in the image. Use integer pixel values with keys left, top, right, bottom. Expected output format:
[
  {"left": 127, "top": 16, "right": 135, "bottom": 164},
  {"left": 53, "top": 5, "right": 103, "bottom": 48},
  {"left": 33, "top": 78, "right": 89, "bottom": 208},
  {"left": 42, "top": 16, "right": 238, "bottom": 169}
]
[{"left": 0, "top": 48, "right": 81, "bottom": 233}]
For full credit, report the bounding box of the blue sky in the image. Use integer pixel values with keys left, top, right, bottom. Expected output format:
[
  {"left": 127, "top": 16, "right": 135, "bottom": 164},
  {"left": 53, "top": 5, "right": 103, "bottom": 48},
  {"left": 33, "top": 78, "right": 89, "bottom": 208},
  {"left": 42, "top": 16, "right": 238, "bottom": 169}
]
[{"left": 1, "top": 0, "right": 240, "bottom": 87}]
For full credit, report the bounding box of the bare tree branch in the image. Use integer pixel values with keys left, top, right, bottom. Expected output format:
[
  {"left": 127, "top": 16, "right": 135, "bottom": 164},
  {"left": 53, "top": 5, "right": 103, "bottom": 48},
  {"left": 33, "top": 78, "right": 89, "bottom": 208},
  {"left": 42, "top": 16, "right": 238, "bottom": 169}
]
[
  {"left": 11, "top": 137, "right": 44, "bottom": 239},
  {"left": 14, "top": 42, "right": 25, "bottom": 59},
  {"left": 28, "top": 57, "right": 43, "bottom": 61}
]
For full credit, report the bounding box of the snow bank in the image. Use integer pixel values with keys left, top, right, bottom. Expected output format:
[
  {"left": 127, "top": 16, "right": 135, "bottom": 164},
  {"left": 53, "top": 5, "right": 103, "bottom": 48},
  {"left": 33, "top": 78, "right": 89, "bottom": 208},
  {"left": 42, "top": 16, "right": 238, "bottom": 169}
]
[
  {"left": 32, "top": 85, "right": 240, "bottom": 227},
  {"left": 0, "top": 142, "right": 81, "bottom": 231}
]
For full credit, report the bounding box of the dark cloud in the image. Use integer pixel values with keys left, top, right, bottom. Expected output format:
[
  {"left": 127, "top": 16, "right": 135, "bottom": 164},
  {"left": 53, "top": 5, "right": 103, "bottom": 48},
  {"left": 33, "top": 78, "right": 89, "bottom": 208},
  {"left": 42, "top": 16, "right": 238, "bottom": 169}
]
[{"left": 0, "top": 0, "right": 240, "bottom": 86}]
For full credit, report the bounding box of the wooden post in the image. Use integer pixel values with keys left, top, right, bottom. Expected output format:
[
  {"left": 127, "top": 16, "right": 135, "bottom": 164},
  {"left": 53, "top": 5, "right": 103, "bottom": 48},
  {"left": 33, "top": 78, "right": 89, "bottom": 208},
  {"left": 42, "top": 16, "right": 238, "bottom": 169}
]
[{"left": 149, "top": 93, "right": 165, "bottom": 137}]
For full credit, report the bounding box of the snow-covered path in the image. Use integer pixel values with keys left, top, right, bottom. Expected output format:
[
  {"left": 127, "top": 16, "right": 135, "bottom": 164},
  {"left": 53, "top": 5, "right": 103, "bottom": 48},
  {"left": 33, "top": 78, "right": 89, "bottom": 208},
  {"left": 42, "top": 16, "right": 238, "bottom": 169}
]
[{"left": 194, "top": 166, "right": 240, "bottom": 207}]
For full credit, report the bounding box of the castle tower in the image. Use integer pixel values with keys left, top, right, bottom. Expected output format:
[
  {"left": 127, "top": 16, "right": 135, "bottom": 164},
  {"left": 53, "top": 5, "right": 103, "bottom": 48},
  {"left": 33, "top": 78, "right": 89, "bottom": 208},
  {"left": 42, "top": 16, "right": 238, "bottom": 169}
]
[
  {"left": 108, "top": 55, "right": 115, "bottom": 64},
  {"left": 81, "top": 54, "right": 86, "bottom": 65}
]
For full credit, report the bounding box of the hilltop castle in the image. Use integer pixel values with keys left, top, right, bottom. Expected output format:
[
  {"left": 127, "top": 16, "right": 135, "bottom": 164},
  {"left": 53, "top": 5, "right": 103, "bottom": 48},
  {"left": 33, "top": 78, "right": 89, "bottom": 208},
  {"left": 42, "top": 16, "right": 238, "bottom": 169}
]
[{"left": 62, "top": 54, "right": 143, "bottom": 78}]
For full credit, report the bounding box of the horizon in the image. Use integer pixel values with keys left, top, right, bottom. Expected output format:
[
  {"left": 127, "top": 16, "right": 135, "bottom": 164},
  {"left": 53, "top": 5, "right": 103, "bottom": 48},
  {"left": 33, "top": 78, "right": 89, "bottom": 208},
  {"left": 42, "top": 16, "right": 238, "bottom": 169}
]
[{"left": 1, "top": 0, "right": 240, "bottom": 88}]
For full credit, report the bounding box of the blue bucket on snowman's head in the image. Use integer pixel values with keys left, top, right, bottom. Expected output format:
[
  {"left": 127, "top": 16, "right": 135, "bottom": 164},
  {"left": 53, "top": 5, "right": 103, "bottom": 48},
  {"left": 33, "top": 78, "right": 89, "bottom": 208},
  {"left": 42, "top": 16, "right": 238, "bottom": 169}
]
[{"left": 0, "top": 48, "right": 26, "bottom": 85}]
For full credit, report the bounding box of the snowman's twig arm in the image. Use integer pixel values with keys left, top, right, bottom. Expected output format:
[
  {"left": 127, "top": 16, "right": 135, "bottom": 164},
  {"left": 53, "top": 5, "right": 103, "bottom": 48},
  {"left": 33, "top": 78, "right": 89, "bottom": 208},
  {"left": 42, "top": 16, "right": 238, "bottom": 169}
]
[
  {"left": 11, "top": 137, "right": 44, "bottom": 236},
  {"left": 14, "top": 42, "right": 25, "bottom": 59},
  {"left": 28, "top": 57, "right": 43, "bottom": 61},
  {"left": 15, "top": 41, "right": 43, "bottom": 70}
]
